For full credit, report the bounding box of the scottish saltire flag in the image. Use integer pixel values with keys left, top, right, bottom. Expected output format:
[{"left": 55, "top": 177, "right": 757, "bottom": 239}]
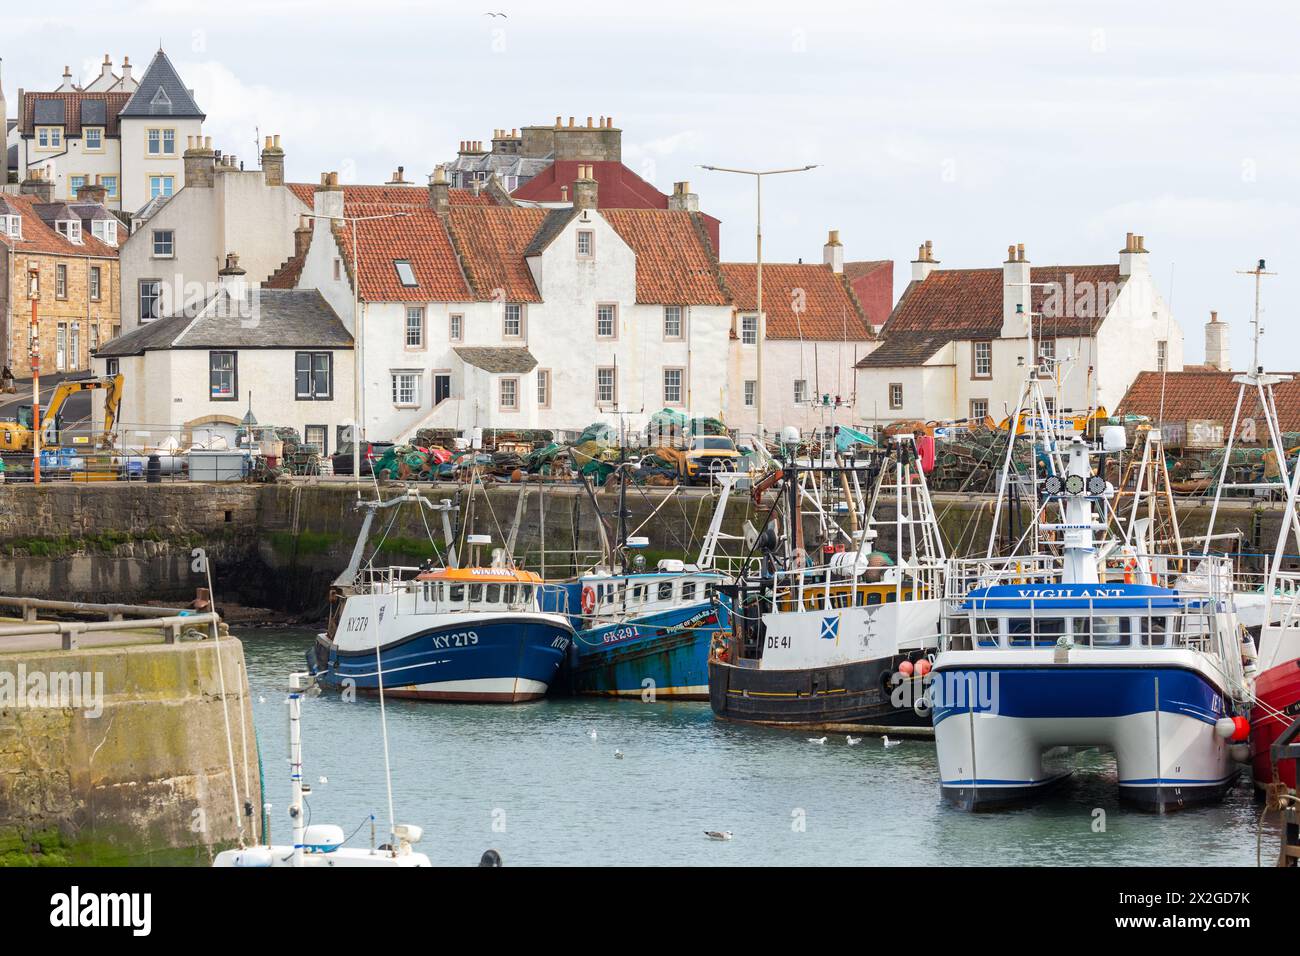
[{"left": 821, "top": 616, "right": 838, "bottom": 640}]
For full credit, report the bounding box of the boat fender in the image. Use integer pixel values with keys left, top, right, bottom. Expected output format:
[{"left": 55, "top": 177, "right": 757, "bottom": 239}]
[
  {"left": 1215, "top": 717, "right": 1236, "bottom": 739},
  {"left": 914, "top": 658, "right": 932, "bottom": 677},
  {"left": 566, "top": 639, "right": 580, "bottom": 672},
  {"left": 1231, "top": 716, "right": 1251, "bottom": 742},
  {"left": 898, "top": 659, "right": 915, "bottom": 677},
  {"left": 1229, "top": 742, "right": 1251, "bottom": 763},
  {"left": 228, "top": 847, "right": 274, "bottom": 868}
]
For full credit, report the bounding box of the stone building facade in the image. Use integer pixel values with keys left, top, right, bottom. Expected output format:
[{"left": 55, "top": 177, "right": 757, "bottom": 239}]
[{"left": 0, "top": 175, "right": 120, "bottom": 377}]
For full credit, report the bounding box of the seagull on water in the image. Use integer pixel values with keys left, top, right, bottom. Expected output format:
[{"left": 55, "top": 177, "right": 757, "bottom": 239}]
[
  {"left": 846, "top": 735, "right": 862, "bottom": 746},
  {"left": 258, "top": 695, "right": 266, "bottom": 704},
  {"left": 614, "top": 750, "right": 624, "bottom": 759},
  {"left": 318, "top": 775, "right": 328, "bottom": 784},
  {"left": 588, "top": 728, "right": 598, "bottom": 740},
  {"left": 808, "top": 736, "right": 827, "bottom": 745},
  {"left": 704, "top": 830, "right": 733, "bottom": 841},
  {"left": 883, "top": 736, "right": 902, "bottom": 749}
]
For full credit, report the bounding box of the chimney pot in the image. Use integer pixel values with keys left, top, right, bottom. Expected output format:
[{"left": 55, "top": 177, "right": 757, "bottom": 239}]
[{"left": 568, "top": 116, "right": 575, "bottom": 128}]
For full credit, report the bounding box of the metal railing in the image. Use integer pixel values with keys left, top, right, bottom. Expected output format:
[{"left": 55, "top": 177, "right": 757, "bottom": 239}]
[{"left": 0, "top": 594, "right": 221, "bottom": 650}]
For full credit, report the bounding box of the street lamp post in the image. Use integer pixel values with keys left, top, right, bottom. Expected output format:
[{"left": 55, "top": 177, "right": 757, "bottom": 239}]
[
  {"left": 300, "top": 209, "right": 410, "bottom": 490},
  {"left": 699, "top": 163, "right": 817, "bottom": 445}
]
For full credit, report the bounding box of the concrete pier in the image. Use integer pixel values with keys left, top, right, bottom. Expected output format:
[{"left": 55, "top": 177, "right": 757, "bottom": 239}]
[{"left": 0, "top": 605, "right": 261, "bottom": 865}]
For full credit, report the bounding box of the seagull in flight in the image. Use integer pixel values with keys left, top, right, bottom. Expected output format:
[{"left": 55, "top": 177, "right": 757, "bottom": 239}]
[{"left": 483, "top": 11, "right": 508, "bottom": 16}]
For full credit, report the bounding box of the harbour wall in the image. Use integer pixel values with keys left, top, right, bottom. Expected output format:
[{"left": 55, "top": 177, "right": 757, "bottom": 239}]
[
  {"left": 0, "top": 636, "right": 262, "bottom": 865},
  {"left": 0, "top": 481, "right": 1288, "bottom": 618}
]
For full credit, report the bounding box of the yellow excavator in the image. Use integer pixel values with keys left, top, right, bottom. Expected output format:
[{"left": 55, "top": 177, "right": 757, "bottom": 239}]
[{"left": 0, "top": 374, "right": 124, "bottom": 453}]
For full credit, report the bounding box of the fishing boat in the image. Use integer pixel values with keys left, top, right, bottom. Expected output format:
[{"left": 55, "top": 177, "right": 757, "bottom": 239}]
[
  {"left": 310, "top": 489, "right": 574, "bottom": 703},
  {"left": 562, "top": 474, "right": 743, "bottom": 699},
  {"left": 214, "top": 672, "right": 431, "bottom": 867},
  {"left": 932, "top": 365, "right": 1254, "bottom": 811},
  {"left": 709, "top": 434, "right": 947, "bottom": 728}
]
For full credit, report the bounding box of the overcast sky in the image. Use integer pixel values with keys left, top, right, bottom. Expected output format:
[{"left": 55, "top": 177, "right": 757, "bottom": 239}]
[{"left": 5, "top": 0, "right": 1296, "bottom": 365}]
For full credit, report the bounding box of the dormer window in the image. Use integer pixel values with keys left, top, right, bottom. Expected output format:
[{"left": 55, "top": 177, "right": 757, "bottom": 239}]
[
  {"left": 92, "top": 219, "right": 118, "bottom": 246},
  {"left": 0, "top": 215, "right": 21, "bottom": 239},
  {"left": 394, "top": 260, "right": 418, "bottom": 287},
  {"left": 56, "top": 220, "right": 83, "bottom": 245}
]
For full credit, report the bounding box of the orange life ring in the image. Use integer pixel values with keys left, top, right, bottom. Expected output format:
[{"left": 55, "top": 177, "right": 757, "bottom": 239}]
[{"left": 580, "top": 586, "right": 597, "bottom": 616}]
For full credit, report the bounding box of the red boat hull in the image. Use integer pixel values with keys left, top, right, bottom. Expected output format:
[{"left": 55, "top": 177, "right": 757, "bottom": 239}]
[{"left": 1251, "top": 659, "right": 1300, "bottom": 790}]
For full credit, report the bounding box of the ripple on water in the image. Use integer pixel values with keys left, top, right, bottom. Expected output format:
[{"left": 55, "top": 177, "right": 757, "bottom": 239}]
[{"left": 241, "top": 629, "right": 1273, "bottom": 866}]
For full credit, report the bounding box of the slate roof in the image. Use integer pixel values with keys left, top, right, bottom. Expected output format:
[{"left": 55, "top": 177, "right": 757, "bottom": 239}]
[
  {"left": 856, "top": 334, "right": 949, "bottom": 368},
  {"left": 446, "top": 205, "right": 546, "bottom": 302},
  {"left": 97, "top": 289, "right": 352, "bottom": 357},
  {"left": 522, "top": 207, "right": 578, "bottom": 257},
  {"left": 119, "top": 50, "right": 205, "bottom": 118},
  {"left": 720, "top": 262, "right": 872, "bottom": 341},
  {"left": 1116, "top": 370, "right": 1300, "bottom": 431},
  {"left": 602, "top": 208, "right": 729, "bottom": 306},
  {"left": 453, "top": 346, "right": 538, "bottom": 374},
  {"left": 21, "top": 91, "right": 133, "bottom": 136},
  {"left": 0, "top": 192, "right": 119, "bottom": 258}
]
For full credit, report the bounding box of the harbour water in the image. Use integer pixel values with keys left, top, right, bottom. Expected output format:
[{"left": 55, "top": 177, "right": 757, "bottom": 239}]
[{"left": 245, "top": 629, "right": 1274, "bottom": 866}]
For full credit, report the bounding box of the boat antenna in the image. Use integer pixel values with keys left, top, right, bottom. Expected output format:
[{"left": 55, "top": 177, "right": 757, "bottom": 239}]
[{"left": 1238, "top": 258, "right": 1275, "bottom": 373}]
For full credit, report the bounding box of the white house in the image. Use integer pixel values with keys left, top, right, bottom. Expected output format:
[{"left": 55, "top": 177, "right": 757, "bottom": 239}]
[
  {"left": 279, "top": 163, "right": 884, "bottom": 445},
  {"left": 720, "top": 231, "right": 877, "bottom": 436},
  {"left": 855, "top": 234, "right": 1183, "bottom": 425},
  {"left": 92, "top": 257, "right": 353, "bottom": 455},
  {"left": 118, "top": 134, "right": 307, "bottom": 333},
  {"left": 15, "top": 50, "right": 203, "bottom": 214}
]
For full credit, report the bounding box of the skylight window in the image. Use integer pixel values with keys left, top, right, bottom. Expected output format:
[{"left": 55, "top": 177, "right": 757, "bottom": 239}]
[{"left": 394, "top": 260, "right": 418, "bottom": 287}]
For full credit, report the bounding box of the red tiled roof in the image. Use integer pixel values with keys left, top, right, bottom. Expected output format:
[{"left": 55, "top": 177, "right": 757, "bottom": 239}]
[
  {"left": 339, "top": 207, "right": 471, "bottom": 303},
  {"left": 602, "top": 209, "right": 729, "bottom": 306},
  {"left": 885, "top": 264, "right": 1125, "bottom": 340},
  {"left": 511, "top": 161, "right": 721, "bottom": 251},
  {"left": 286, "top": 182, "right": 496, "bottom": 211},
  {"left": 844, "top": 259, "right": 893, "bottom": 328},
  {"left": 720, "top": 263, "right": 873, "bottom": 340},
  {"left": 20, "top": 91, "right": 133, "bottom": 137},
  {"left": 0, "top": 193, "right": 119, "bottom": 258},
  {"left": 263, "top": 250, "right": 307, "bottom": 290},
  {"left": 1116, "top": 370, "right": 1300, "bottom": 432},
  {"left": 445, "top": 206, "right": 547, "bottom": 303}
]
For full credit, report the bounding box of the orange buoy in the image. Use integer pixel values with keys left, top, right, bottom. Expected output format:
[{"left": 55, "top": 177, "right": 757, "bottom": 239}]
[
  {"left": 898, "top": 660, "right": 915, "bottom": 677},
  {"left": 915, "top": 659, "right": 932, "bottom": 677},
  {"left": 1231, "top": 716, "right": 1251, "bottom": 742}
]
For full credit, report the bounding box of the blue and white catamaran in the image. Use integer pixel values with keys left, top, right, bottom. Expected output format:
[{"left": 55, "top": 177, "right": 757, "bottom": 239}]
[{"left": 932, "top": 365, "right": 1254, "bottom": 811}]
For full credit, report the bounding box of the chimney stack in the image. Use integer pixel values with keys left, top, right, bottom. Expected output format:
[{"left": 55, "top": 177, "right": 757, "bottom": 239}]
[
  {"left": 184, "top": 135, "right": 216, "bottom": 188},
  {"left": 20, "top": 167, "right": 53, "bottom": 203},
  {"left": 823, "top": 229, "right": 844, "bottom": 274},
  {"left": 217, "top": 252, "right": 248, "bottom": 302},
  {"left": 910, "top": 240, "right": 938, "bottom": 282},
  {"left": 260, "top": 134, "right": 285, "bottom": 186},
  {"left": 1002, "top": 241, "right": 1031, "bottom": 339},
  {"left": 387, "top": 165, "right": 408, "bottom": 185},
  {"left": 1119, "top": 230, "right": 1150, "bottom": 277},
  {"left": 428, "top": 166, "right": 450, "bottom": 217},
  {"left": 573, "top": 163, "right": 598, "bottom": 210},
  {"left": 314, "top": 171, "right": 344, "bottom": 221},
  {"left": 293, "top": 215, "right": 312, "bottom": 258},
  {"left": 120, "top": 56, "right": 133, "bottom": 86},
  {"left": 1205, "top": 310, "right": 1230, "bottom": 372},
  {"left": 57, "top": 65, "right": 76, "bottom": 92},
  {"left": 76, "top": 174, "right": 108, "bottom": 205},
  {"left": 667, "top": 180, "right": 698, "bottom": 212}
]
